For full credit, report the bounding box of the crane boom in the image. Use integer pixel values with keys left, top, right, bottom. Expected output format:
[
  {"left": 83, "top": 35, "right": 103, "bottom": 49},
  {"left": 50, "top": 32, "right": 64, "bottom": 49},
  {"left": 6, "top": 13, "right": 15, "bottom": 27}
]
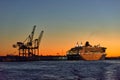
[
  {"left": 27, "top": 25, "right": 36, "bottom": 46},
  {"left": 30, "top": 25, "right": 36, "bottom": 43},
  {"left": 37, "top": 30, "right": 44, "bottom": 48}
]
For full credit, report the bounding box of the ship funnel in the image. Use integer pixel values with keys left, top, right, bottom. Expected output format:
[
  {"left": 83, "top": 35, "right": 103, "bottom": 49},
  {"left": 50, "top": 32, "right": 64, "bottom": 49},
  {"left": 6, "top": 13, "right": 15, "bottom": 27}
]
[
  {"left": 76, "top": 42, "right": 79, "bottom": 47},
  {"left": 80, "top": 42, "right": 83, "bottom": 47}
]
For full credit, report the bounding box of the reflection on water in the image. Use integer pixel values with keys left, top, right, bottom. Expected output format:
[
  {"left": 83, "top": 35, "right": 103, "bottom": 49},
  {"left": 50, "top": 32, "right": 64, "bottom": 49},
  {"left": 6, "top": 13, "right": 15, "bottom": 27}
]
[{"left": 0, "top": 60, "right": 120, "bottom": 80}]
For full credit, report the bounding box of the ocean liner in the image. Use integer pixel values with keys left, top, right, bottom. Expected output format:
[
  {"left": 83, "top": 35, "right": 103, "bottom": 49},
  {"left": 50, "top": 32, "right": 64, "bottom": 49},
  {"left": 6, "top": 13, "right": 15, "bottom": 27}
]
[{"left": 67, "top": 41, "right": 106, "bottom": 60}]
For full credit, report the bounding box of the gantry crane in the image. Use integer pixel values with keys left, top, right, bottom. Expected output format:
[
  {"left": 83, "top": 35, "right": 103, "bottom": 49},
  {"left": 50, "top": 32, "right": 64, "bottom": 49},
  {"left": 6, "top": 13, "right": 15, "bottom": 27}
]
[{"left": 13, "top": 25, "right": 44, "bottom": 57}]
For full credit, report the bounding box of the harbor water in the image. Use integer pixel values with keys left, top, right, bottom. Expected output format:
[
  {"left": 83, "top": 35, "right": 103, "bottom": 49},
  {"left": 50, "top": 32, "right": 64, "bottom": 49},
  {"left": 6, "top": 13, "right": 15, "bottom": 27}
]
[{"left": 0, "top": 60, "right": 120, "bottom": 80}]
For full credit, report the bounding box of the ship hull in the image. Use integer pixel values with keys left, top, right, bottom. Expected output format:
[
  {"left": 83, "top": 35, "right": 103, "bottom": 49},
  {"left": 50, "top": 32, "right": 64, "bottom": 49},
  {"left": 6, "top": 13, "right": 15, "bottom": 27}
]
[
  {"left": 67, "top": 53, "right": 106, "bottom": 60},
  {"left": 80, "top": 53, "right": 106, "bottom": 61},
  {"left": 67, "top": 54, "right": 82, "bottom": 60}
]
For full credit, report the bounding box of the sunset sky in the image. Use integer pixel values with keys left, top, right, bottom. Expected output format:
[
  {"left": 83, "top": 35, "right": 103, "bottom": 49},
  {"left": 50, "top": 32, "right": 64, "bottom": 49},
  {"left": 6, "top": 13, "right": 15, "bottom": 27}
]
[{"left": 0, "top": 0, "right": 120, "bottom": 57}]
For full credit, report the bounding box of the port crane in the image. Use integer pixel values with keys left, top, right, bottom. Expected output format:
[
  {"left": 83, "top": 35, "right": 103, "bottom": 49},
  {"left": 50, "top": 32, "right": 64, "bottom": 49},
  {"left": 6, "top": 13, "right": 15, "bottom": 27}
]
[{"left": 13, "top": 25, "right": 44, "bottom": 57}]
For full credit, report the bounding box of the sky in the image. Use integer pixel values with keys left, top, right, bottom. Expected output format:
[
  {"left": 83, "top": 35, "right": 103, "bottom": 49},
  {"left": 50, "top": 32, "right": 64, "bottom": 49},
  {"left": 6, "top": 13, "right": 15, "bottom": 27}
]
[{"left": 0, "top": 0, "right": 120, "bottom": 57}]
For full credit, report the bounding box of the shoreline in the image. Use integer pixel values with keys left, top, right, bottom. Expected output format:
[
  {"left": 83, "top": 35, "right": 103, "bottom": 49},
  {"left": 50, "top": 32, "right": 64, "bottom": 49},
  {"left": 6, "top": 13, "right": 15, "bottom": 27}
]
[{"left": 0, "top": 55, "right": 120, "bottom": 62}]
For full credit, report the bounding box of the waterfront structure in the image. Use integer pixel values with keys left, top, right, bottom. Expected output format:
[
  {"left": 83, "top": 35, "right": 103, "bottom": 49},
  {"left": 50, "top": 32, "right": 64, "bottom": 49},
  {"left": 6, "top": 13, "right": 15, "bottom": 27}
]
[{"left": 13, "top": 25, "right": 44, "bottom": 57}]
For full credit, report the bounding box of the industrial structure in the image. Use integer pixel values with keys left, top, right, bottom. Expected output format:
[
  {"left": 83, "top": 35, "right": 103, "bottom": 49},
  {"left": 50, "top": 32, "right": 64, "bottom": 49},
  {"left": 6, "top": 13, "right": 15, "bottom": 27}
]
[{"left": 13, "top": 25, "right": 44, "bottom": 57}]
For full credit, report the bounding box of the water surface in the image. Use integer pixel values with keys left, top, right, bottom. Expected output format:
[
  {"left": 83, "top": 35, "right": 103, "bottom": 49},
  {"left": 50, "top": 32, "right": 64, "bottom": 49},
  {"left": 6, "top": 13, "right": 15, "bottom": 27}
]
[{"left": 0, "top": 60, "right": 120, "bottom": 80}]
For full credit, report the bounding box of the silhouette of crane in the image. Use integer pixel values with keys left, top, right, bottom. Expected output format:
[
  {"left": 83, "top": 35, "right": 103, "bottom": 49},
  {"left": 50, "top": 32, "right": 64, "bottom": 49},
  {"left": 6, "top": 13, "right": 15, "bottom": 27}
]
[
  {"left": 13, "top": 25, "right": 44, "bottom": 57},
  {"left": 34, "top": 30, "right": 44, "bottom": 55}
]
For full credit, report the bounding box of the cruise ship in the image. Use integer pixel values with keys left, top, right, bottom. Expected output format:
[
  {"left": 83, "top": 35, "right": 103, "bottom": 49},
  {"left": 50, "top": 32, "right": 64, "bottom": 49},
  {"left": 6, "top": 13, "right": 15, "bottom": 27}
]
[{"left": 67, "top": 41, "right": 107, "bottom": 60}]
